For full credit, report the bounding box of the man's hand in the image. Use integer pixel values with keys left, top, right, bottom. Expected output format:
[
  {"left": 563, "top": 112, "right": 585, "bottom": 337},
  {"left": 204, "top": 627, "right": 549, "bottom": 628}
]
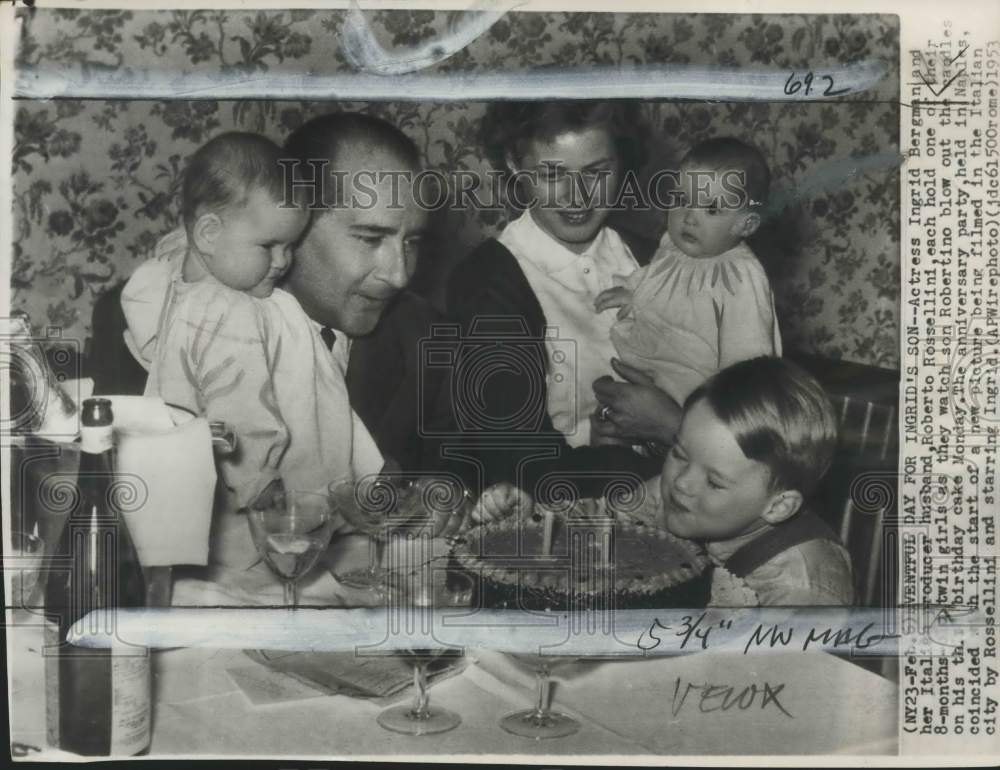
[
  {"left": 594, "top": 286, "right": 634, "bottom": 319},
  {"left": 591, "top": 358, "right": 682, "bottom": 444},
  {"left": 469, "top": 482, "right": 534, "bottom": 525}
]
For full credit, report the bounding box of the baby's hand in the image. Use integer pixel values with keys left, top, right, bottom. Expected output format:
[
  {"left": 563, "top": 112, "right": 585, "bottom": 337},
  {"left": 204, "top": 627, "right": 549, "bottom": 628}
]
[
  {"left": 594, "top": 286, "right": 634, "bottom": 319},
  {"left": 470, "top": 482, "right": 534, "bottom": 525}
]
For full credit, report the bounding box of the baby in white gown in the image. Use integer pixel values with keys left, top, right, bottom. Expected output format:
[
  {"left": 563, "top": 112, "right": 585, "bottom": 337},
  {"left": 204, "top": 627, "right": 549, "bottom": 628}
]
[{"left": 596, "top": 137, "right": 782, "bottom": 406}]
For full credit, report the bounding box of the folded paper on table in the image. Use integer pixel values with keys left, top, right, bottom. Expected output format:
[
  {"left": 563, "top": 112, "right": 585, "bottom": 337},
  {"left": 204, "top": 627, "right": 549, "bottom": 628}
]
[
  {"left": 115, "top": 401, "right": 216, "bottom": 566},
  {"left": 242, "top": 649, "right": 467, "bottom": 701},
  {"left": 225, "top": 663, "right": 329, "bottom": 706}
]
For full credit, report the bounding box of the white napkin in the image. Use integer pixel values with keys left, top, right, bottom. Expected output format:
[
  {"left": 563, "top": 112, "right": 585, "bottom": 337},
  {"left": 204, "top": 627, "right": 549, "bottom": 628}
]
[
  {"left": 106, "top": 394, "right": 173, "bottom": 432},
  {"left": 113, "top": 396, "right": 217, "bottom": 566}
]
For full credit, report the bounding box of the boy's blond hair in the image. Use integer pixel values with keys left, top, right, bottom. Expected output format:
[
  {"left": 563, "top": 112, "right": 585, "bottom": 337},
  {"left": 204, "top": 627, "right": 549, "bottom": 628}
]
[{"left": 685, "top": 356, "right": 838, "bottom": 496}]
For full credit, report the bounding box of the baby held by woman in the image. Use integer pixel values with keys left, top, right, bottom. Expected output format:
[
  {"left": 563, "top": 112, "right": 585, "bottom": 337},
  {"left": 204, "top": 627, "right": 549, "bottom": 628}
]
[
  {"left": 597, "top": 139, "right": 851, "bottom": 603},
  {"left": 596, "top": 137, "right": 781, "bottom": 407},
  {"left": 476, "top": 138, "right": 852, "bottom": 605}
]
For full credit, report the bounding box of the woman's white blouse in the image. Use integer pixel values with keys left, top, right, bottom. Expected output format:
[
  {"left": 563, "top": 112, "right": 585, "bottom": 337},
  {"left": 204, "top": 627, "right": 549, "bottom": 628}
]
[{"left": 498, "top": 211, "right": 639, "bottom": 447}]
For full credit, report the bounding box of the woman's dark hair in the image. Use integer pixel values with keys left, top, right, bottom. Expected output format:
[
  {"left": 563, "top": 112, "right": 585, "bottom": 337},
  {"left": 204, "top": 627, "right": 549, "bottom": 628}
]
[{"left": 480, "top": 101, "right": 648, "bottom": 174}]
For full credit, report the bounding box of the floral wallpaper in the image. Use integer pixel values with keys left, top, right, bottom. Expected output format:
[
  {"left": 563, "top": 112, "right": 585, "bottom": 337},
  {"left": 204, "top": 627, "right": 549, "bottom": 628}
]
[{"left": 11, "top": 8, "right": 899, "bottom": 368}]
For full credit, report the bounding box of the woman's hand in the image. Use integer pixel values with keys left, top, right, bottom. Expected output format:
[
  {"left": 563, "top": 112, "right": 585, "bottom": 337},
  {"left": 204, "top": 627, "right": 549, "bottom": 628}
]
[
  {"left": 591, "top": 359, "right": 682, "bottom": 445},
  {"left": 469, "top": 482, "right": 534, "bottom": 525},
  {"left": 589, "top": 410, "right": 633, "bottom": 446}
]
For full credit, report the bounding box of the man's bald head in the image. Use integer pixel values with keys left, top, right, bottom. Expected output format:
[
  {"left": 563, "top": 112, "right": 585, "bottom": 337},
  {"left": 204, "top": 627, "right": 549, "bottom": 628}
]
[
  {"left": 283, "top": 112, "right": 421, "bottom": 203},
  {"left": 281, "top": 112, "right": 428, "bottom": 336}
]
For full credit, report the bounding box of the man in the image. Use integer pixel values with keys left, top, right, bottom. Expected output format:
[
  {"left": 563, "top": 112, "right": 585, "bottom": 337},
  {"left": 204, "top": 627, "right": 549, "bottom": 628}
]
[
  {"left": 90, "top": 112, "right": 454, "bottom": 478},
  {"left": 282, "top": 112, "right": 454, "bottom": 475}
]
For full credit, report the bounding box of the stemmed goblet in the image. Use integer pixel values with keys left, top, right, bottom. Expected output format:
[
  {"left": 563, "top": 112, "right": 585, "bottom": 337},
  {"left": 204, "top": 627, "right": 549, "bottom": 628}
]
[
  {"left": 500, "top": 653, "right": 581, "bottom": 739},
  {"left": 328, "top": 475, "right": 472, "bottom": 596},
  {"left": 357, "top": 474, "right": 475, "bottom": 735},
  {"left": 376, "top": 565, "right": 475, "bottom": 735},
  {"left": 326, "top": 475, "right": 408, "bottom": 595},
  {"left": 498, "top": 500, "right": 593, "bottom": 740},
  {"left": 403, "top": 475, "right": 474, "bottom": 546},
  {"left": 246, "top": 487, "right": 338, "bottom": 608}
]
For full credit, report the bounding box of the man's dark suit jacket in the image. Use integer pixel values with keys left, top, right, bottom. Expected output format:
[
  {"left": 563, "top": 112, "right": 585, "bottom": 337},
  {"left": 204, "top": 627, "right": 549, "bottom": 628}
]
[{"left": 87, "top": 284, "right": 455, "bottom": 476}]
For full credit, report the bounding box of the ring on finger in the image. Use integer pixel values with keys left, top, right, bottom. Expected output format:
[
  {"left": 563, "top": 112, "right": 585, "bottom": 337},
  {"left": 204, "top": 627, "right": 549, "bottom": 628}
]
[{"left": 599, "top": 404, "right": 612, "bottom": 422}]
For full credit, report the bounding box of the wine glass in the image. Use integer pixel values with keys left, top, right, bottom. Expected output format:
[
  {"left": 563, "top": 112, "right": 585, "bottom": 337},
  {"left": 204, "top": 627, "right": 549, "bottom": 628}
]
[
  {"left": 375, "top": 567, "right": 475, "bottom": 735},
  {"left": 402, "top": 475, "right": 474, "bottom": 546},
  {"left": 328, "top": 475, "right": 473, "bottom": 596},
  {"left": 326, "top": 476, "right": 404, "bottom": 595},
  {"left": 500, "top": 653, "right": 580, "bottom": 739},
  {"left": 247, "top": 488, "right": 338, "bottom": 608}
]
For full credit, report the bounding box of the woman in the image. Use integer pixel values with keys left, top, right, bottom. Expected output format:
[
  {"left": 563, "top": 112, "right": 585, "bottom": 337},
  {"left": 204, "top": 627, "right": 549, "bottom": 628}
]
[{"left": 447, "top": 101, "right": 682, "bottom": 503}]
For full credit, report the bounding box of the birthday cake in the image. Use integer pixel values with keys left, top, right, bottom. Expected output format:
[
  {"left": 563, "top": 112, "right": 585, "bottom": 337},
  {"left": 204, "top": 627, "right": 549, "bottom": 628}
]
[{"left": 454, "top": 512, "right": 712, "bottom": 611}]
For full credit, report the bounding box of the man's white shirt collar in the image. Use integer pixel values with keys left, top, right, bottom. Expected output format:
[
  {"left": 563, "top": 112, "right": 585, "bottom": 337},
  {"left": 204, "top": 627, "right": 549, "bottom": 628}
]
[{"left": 308, "top": 317, "right": 351, "bottom": 363}]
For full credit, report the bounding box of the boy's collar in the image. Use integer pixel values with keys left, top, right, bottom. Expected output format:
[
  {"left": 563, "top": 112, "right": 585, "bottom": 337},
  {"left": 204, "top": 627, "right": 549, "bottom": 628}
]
[{"left": 704, "top": 521, "right": 774, "bottom": 565}]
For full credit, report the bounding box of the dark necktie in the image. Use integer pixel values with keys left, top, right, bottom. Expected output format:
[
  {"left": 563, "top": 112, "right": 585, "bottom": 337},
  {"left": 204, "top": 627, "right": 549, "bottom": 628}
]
[{"left": 320, "top": 327, "right": 337, "bottom": 352}]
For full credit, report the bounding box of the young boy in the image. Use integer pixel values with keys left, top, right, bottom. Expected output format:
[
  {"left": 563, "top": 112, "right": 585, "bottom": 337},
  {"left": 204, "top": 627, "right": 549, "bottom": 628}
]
[
  {"left": 596, "top": 137, "right": 781, "bottom": 408},
  {"left": 657, "top": 356, "right": 853, "bottom": 606},
  {"left": 131, "top": 132, "right": 382, "bottom": 512}
]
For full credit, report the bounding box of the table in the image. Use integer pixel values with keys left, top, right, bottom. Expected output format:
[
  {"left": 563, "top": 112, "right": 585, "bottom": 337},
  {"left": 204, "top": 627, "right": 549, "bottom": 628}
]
[
  {"left": 7, "top": 612, "right": 897, "bottom": 760},
  {"left": 7, "top": 521, "right": 898, "bottom": 759}
]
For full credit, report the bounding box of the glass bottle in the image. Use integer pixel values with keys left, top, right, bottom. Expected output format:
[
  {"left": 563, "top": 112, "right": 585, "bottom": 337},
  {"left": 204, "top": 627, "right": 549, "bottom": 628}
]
[{"left": 44, "top": 398, "right": 150, "bottom": 756}]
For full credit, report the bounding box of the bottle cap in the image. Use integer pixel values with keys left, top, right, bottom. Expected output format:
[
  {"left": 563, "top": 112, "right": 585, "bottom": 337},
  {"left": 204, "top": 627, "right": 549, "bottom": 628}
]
[{"left": 81, "top": 397, "right": 113, "bottom": 428}]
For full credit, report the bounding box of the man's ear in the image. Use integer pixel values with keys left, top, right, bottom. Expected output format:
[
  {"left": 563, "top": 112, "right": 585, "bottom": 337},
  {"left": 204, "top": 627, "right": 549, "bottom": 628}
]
[
  {"left": 760, "top": 489, "right": 803, "bottom": 525},
  {"left": 736, "top": 211, "right": 762, "bottom": 238},
  {"left": 191, "top": 212, "right": 222, "bottom": 257}
]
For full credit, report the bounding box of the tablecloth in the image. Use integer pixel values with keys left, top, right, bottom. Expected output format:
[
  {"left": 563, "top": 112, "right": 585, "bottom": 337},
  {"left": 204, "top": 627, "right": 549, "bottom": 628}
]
[
  {"left": 7, "top": 613, "right": 897, "bottom": 760},
  {"left": 7, "top": 516, "right": 898, "bottom": 759}
]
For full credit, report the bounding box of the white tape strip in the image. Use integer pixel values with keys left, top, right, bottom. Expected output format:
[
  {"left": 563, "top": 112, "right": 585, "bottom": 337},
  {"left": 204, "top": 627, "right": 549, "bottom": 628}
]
[{"left": 65, "top": 605, "right": 978, "bottom": 658}]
